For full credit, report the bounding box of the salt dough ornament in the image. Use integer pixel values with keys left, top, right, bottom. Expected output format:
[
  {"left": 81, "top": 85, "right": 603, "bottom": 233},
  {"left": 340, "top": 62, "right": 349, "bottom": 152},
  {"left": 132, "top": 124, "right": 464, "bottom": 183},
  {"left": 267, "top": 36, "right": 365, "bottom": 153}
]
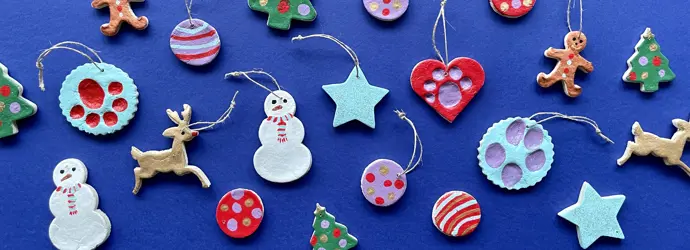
[
  {"left": 49, "top": 158, "right": 111, "bottom": 250},
  {"left": 130, "top": 95, "right": 238, "bottom": 194},
  {"left": 169, "top": 1, "right": 221, "bottom": 66},
  {"left": 248, "top": 0, "right": 317, "bottom": 30},
  {"left": 310, "top": 204, "right": 358, "bottom": 250},
  {"left": 226, "top": 71, "right": 312, "bottom": 183},
  {"left": 558, "top": 181, "right": 625, "bottom": 249},
  {"left": 292, "top": 34, "right": 389, "bottom": 129},
  {"left": 363, "top": 0, "right": 409, "bottom": 21},
  {"left": 617, "top": 118, "right": 690, "bottom": 177},
  {"left": 216, "top": 188, "right": 265, "bottom": 238},
  {"left": 432, "top": 191, "right": 481, "bottom": 237},
  {"left": 489, "top": 0, "right": 535, "bottom": 18},
  {"left": 478, "top": 113, "right": 613, "bottom": 190},
  {"left": 410, "top": 1, "right": 485, "bottom": 123},
  {"left": 622, "top": 28, "right": 676, "bottom": 93},
  {"left": 92, "top": 0, "right": 149, "bottom": 36},
  {"left": 360, "top": 111, "right": 422, "bottom": 207},
  {"left": 0, "top": 62, "right": 37, "bottom": 139},
  {"left": 37, "top": 42, "right": 139, "bottom": 135}
]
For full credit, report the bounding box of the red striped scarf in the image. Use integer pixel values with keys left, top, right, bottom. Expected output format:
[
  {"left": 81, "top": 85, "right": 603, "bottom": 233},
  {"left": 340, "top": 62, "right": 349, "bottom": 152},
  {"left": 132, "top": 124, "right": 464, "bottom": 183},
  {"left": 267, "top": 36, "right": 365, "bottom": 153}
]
[
  {"left": 55, "top": 183, "right": 82, "bottom": 216},
  {"left": 266, "top": 114, "right": 294, "bottom": 143}
]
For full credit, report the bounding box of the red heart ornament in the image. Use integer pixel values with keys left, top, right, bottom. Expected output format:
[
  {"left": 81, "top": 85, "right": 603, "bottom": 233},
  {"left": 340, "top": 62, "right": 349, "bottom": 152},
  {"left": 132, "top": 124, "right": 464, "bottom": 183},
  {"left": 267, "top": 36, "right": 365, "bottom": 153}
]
[{"left": 410, "top": 57, "right": 485, "bottom": 122}]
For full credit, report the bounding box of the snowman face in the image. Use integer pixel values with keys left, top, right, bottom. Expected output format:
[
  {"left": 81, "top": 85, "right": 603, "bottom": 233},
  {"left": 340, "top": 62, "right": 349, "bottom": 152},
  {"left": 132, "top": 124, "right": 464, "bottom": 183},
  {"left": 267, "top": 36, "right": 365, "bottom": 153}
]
[
  {"left": 53, "top": 158, "right": 88, "bottom": 186},
  {"left": 263, "top": 90, "right": 296, "bottom": 117}
]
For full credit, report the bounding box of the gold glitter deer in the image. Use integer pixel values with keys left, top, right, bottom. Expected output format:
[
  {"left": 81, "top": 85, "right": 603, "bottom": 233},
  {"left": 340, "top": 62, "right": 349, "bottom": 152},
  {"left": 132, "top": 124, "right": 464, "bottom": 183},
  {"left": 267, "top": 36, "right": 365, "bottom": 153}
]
[{"left": 617, "top": 119, "right": 690, "bottom": 176}]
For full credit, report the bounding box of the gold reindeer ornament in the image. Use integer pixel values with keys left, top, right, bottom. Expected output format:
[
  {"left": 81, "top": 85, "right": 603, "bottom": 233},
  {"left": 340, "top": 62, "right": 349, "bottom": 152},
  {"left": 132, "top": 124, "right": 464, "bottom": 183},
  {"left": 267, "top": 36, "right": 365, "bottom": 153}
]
[{"left": 617, "top": 118, "right": 690, "bottom": 176}]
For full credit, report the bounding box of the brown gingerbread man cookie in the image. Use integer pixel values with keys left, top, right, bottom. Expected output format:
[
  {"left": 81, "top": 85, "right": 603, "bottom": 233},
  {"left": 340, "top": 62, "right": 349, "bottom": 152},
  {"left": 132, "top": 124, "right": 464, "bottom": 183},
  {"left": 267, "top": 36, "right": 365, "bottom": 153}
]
[
  {"left": 537, "top": 31, "right": 594, "bottom": 97},
  {"left": 92, "top": 0, "right": 149, "bottom": 36}
]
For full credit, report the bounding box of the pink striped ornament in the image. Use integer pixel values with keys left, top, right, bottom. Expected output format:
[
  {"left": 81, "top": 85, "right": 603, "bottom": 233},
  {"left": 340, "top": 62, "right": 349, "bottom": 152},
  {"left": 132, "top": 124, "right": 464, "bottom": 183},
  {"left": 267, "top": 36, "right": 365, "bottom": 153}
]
[
  {"left": 431, "top": 191, "right": 481, "bottom": 237},
  {"left": 169, "top": 19, "right": 221, "bottom": 66}
]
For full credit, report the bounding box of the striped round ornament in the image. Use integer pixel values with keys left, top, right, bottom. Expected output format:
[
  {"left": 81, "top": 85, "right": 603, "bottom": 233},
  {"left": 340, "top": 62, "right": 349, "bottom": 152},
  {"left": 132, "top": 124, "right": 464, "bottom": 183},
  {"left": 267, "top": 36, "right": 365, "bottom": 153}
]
[
  {"left": 170, "top": 19, "right": 221, "bottom": 66},
  {"left": 432, "top": 191, "right": 481, "bottom": 237}
]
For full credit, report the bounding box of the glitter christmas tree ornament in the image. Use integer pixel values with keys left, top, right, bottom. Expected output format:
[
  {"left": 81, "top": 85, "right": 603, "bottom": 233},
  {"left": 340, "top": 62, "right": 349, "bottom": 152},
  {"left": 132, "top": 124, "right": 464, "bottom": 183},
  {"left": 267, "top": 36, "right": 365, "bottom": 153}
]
[
  {"left": 622, "top": 28, "right": 675, "bottom": 93},
  {"left": 248, "top": 0, "right": 317, "bottom": 30},
  {"left": 0, "top": 62, "right": 37, "bottom": 139},
  {"left": 310, "top": 204, "right": 358, "bottom": 250}
]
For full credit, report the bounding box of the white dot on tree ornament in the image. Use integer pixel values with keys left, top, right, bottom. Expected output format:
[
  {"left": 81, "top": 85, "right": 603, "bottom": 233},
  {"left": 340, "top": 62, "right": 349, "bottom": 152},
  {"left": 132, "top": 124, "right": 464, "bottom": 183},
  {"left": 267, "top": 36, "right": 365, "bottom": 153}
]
[
  {"left": 339, "top": 239, "right": 347, "bottom": 248},
  {"left": 659, "top": 69, "right": 666, "bottom": 77},
  {"left": 318, "top": 248, "right": 326, "bottom": 250},
  {"left": 639, "top": 56, "right": 649, "bottom": 66},
  {"left": 320, "top": 220, "right": 330, "bottom": 229},
  {"left": 227, "top": 219, "right": 238, "bottom": 232},
  {"left": 232, "top": 202, "right": 242, "bottom": 213}
]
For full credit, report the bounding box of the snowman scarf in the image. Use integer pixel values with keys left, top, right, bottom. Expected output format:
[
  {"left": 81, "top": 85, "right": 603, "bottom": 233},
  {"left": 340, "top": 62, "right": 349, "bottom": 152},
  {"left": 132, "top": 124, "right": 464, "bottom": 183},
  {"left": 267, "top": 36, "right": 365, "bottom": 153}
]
[
  {"left": 266, "top": 114, "right": 294, "bottom": 143},
  {"left": 55, "top": 183, "right": 82, "bottom": 216}
]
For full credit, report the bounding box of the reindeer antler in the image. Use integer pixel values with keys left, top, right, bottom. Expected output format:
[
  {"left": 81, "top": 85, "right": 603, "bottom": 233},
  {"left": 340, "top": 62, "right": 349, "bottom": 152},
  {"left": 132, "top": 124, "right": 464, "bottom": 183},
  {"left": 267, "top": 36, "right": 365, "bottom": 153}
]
[
  {"left": 166, "top": 109, "right": 182, "bottom": 125},
  {"left": 181, "top": 104, "right": 192, "bottom": 124}
]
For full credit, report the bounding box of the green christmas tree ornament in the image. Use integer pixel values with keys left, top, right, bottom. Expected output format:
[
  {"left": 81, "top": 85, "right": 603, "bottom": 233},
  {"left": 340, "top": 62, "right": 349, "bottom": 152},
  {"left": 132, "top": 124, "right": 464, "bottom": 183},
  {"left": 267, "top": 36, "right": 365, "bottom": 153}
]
[
  {"left": 623, "top": 28, "right": 676, "bottom": 93},
  {"left": 248, "top": 0, "right": 317, "bottom": 30},
  {"left": 309, "top": 203, "right": 358, "bottom": 250},
  {"left": 0, "top": 62, "right": 37, "bottom": 139}
]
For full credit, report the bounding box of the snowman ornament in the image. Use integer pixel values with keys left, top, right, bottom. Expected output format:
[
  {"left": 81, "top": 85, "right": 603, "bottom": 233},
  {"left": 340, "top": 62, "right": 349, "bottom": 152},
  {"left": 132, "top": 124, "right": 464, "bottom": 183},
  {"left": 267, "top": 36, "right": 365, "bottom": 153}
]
[
  {"left": 49, "top": 158, "right": 111, "bottom": 250},
  {"left": 253, "top": 90, "right": 312, "bottom": 183}
]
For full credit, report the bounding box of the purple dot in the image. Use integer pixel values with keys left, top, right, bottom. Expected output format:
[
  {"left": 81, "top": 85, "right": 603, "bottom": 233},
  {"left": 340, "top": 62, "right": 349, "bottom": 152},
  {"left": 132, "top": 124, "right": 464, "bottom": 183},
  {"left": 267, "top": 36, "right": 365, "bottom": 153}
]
[
  {"left": 231, "top": 189, "right": 244, "bottom": 200},
  {"left": 298, "top": 4, "right": 311, "bottom": 16},
  {"left": 501, "top": 164, "right": 523, "bottom": 188},
  {"left": 526, "top": 150, "right": 546, "bottom": 171},
  {"left": 523, "top": 128, "right": 543, "bottom": 150},
  {"left": 9, "top": 102, "right": 20, "bottom": 114},
  {"left": 485, "top": 143, "right": 506, "bottom": 168},
  {"left": 639, "top": 56, "right": 649, "bottom": 66},
  {"left": 659, "top": 69, "right": 666, "bottom": 78},
  {"left": 506, "top": 120, "right": 526, "bottom": 146}
]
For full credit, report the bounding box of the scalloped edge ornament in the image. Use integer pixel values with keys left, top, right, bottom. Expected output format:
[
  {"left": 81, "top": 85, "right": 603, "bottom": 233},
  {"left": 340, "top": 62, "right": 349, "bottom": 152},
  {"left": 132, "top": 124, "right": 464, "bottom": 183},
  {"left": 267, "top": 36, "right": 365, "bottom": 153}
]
[{"left": 477, "top": 117, "right": 554, "bottom": 190}]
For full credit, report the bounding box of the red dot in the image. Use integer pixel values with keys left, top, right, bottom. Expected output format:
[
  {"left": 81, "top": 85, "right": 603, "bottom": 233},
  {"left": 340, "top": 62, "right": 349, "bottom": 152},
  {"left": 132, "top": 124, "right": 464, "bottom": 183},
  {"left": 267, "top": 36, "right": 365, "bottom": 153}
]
[
  {"left": 85, "top": 113, "right": 100, "bottom": 128},
  {"left": 277, "top": 0, "right": 290, "bottom": 13},
  {"left": 563, "top": 68, "right": 570, "bottom": 74},
  {"left": 653, "top": 56, "right": 662, "bottom": 67},
  {"left": 383, "top": 180, "right": 392, "bottom": 187},
  {"left": 568, "top": 54, "right": 575, "bottom": 59},
  {"left": 382, "top": 8, "right": 390, "bottom": 16},
  {"left": 629, "top": 72, "right": 637, "bottom": 81},
  {"left": 70, "top": 105, "right": 85, "bottom": 119},
  {"left": 375, "top": 197, "right": 384, "bottom": 205},
  {"left": 0, "top": 121, "right": 3, "bottom": 127},
  {"left": 394, "top": 180, "right": 405, "bottom": 189},
  {"left": 78, "top": 79, "right": 105, "bottom": 109},
  {"left": 333, "top": 228, "right": 341, "bottom": 238},
  {"left": 103, "top": 112, "right": 118, "bottom": 126},
  {"left": 310, "top": 235, "right": 317, "bottom": 246},
  {"left": 108, "top": 82, "right": 123, "bottom": 95},
  {"left": 0, "top": 85, "right": 10, "bottom": 97},
  {"left": 365, "top": 173, "right": 375, "bottom": 183},
  {"left": 383, "top": 0, "right": 391, "bottom": 3},
  {"left": 112, "top": 98, "right": 128, "bottom": 112},
  {"left": 117, "top": 6, "right": 122, "bottom": 11}
]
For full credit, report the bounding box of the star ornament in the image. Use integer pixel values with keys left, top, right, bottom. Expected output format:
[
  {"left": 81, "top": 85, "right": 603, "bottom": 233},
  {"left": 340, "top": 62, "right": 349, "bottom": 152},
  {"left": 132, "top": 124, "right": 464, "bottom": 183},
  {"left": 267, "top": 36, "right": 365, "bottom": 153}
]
[
  {"left": 322, "top": 66, "right": 389, "bottom": 129},
  {"left": 558, "top": 182, "right": 626, "bottom": 249}
]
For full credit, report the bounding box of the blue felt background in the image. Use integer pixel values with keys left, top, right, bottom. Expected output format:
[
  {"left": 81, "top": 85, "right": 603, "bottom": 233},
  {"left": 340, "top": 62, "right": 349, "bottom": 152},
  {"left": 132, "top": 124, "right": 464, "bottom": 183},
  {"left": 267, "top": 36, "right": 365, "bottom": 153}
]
[{"left": 1, "top": 0, "right": 688, "bottom": 249}]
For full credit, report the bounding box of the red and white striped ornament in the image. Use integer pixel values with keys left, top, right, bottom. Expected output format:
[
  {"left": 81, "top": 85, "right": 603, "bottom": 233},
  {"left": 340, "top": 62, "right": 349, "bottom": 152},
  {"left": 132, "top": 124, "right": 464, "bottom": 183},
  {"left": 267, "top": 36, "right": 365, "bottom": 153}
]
[
  {"left": 431, "top": 191, "right": 481, "bottom": 237},
  {"left": 169, "top": 19, "right": 221, "bottom": 66}
]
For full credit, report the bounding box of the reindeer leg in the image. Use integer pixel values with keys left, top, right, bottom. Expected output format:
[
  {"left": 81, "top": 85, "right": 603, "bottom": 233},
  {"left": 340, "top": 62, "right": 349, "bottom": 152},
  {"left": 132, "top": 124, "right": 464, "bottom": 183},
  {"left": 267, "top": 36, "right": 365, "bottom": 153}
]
[
  {"left": 674, "top": 161, "right": 690, "bottom": 177},
  {"left": 175, "top": 166, "right": 211, "bottom": 188},
  {"left": 617, "top": 142, "right": 637, "bottom": 166},
  {"left": 132, "top": 167, "right": 157, "bottom": 195}
]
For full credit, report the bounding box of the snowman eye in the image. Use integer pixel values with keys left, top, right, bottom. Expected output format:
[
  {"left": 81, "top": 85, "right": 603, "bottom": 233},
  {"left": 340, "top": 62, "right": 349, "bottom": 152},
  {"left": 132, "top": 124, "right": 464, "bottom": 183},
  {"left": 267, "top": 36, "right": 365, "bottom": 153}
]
[
  {"left": 271, "top": 100, "right": 277, "bottom": 105},
  {"left": 72, "top": 167, "right": 76, "bottom": 171},
  {"left": 60, "top": 170, "right": 65, "bottom": 174},
  {"left": 283, "top": 99, "right": 288, "bottom": 103}
]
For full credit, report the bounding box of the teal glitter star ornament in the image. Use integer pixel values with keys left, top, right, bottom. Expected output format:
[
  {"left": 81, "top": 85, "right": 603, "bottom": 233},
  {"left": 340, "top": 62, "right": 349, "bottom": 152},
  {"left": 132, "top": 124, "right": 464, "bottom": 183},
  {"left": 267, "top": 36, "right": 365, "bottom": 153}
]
[
  {"left": 292, "top": 34, "right": 389, "bottom": 129},
  {"left": 558, "top": 182, "right": 625, "bottom": 249}
]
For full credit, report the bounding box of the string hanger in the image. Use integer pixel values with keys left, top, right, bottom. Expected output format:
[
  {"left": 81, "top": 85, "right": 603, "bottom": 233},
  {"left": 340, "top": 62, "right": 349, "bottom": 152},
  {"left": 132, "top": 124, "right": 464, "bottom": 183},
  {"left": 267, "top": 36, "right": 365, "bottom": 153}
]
[
  {"left": 225, "top": 70, "right": 284, "bottom": 100},
  {"left": 566, "top": 0, "right": 583, "bottom": 33},
  {"left": 432, "top": 0, "right": 449, "bottom": 65},
  {"left": 291, "top": 34, "right": 361, "bottom": 78},
  {"left": 185, "top": 0, "right": 195, "bottom": 27},
  {"left": 36, "top": 41, "right": 104, "bottom": 91},
  {"left": 187, "top": 91, "right": 240, "bottom": 131},
  {"left": 394, "top": 110, "right": 424, "bottom": 177},
  {"left": 528, "top": 112, "right": 614, "bottom": 144}
]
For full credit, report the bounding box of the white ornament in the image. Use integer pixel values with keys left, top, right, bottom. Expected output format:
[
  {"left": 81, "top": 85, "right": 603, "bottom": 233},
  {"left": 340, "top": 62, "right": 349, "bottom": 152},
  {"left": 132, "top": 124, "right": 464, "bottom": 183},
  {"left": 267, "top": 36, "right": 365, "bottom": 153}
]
[
  {"left": 49, "top": 158, "right": 111, "bottom": 250},
  {"left": 253, "top": 90, "right": 312, "bottom": 183}
]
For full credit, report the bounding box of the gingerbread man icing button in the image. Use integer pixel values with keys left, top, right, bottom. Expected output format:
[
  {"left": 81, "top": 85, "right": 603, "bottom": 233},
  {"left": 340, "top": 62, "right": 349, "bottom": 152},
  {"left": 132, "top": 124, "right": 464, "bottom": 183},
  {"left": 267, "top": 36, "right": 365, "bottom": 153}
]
[
  {"left": 537, "top": 31, "right": 593, "bottom": 98},
  {"left": 216, "top": 188, "right": 265, "bottom": 238},
  {"left": 363, "top": 0, "right": 409, "bottom": 21},
  {"left": 92, "top": 0, "right": 149, "bottom": 36},
  {"left": 490, "top": 0, "right": 535, "bottom": 18}
]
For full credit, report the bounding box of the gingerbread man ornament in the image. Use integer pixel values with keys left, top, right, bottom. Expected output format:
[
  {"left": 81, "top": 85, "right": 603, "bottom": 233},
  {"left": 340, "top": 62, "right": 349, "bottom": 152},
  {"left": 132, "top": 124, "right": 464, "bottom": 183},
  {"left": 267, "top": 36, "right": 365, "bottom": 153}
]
[
  {"left": 537, "top": 31, "right": 594, "bottom": 97},
  {"left": 92, "top": 0, "right": 149, "bottom": 36}
]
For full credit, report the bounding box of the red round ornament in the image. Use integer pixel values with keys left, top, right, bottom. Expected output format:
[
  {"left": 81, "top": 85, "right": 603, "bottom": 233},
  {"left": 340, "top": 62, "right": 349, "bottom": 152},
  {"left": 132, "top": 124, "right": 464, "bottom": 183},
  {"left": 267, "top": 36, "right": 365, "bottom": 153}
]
[{"left": 216, "top": 188, "right": 265, "bottom": 238}]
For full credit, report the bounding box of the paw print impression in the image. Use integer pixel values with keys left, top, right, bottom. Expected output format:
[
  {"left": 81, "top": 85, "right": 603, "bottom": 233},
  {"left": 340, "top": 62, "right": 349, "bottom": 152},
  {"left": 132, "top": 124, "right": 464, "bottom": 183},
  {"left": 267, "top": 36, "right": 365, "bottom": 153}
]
[{"left": 478, "top": 117, "right": 554, "bottom": 190}]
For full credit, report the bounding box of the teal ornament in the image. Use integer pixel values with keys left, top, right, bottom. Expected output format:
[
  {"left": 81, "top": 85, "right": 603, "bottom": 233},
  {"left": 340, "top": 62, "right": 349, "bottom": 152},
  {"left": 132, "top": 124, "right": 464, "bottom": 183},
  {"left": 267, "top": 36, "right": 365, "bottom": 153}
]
[
  {"left": 478, "top": 117, "right": 554, "bottom": 190},
  {"left": 322, "top": 66, "right": 389, "bottom": 129},
  {"left": 558, "top": 182, "right": 625, "bottom": 249},
  {"left": 59, "top": 63, "right": 139, "bottom": 135}
]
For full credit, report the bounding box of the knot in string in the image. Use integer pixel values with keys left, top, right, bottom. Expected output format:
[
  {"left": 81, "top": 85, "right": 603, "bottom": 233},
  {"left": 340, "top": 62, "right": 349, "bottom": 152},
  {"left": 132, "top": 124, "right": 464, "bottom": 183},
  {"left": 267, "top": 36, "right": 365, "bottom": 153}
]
[
  {"left": 36, "top": 41, "right": 104, "bottom": 91},
  {"left": 291, "top": 34, "right": 361, "bottom": 78},
  {"left": 187, "top": 91, "right": 239, "bottom": 131},
  {"left": 225, "top": 70, "right": 283, "bottom": 100},
  {"left": 394, "top": 110, "right": 424, "bottom": 177},
  {"left": 529, "top": 112, "right": 614, "bottom": 144}
]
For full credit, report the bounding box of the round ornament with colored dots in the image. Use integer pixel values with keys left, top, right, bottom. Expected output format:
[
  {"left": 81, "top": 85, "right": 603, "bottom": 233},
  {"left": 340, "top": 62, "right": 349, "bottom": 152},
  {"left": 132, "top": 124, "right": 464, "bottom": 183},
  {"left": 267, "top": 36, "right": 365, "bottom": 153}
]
[
  {"left": 432, "top": 191, "right": 481, "bottom": 237},
  {"left": 216, "top": 188, "right": 265, "bottom": 238},
  {"left": 490, "top": 0, "right": 535, "bottom": 18},
  {"left": 360, "top": 159, "right": 407, "bottom": 206},
  {"left": 363, "top": 0, "right": 409, "bottom": 21},
  {"left": 59, "top": 63, "right": 138, "bottom": 135}
]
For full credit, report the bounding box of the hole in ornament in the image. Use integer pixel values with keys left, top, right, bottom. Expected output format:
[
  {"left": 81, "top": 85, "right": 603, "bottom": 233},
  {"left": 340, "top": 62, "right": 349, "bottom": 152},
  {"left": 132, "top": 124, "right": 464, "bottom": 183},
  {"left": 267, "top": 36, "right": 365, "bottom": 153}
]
[
  {"left": 526, "top": 150, "right": 546, "bottom": 171},
  {"left": 438, "top": 82, "right": 461, "bottom": 108},
  {"left": 485, "top": 143, "right": 506, "bottom": 168},
  {"left": 70, "top": 105, "right": 85, "bottom": 119},
  {"left": 449, "top": 67, "right": 463, "bottom": 80},
  {"left": 78, "top": 79, "right": 105, "bottom": 109},
  {"left": 460, "top": 77, "right": 472, "bottom": 90},
  {"left": 85, "top": 113, "right": 100, "bottom": 128},
  {"left": 501, "top": 164, "right": 522, "bottom": 188},
  {"left": 524, "top": 127, "right": 543, "bottom": 150},
  {"left": 108, "top": 82, "right": 123, "bottom": 95},
  {"left": 506, "top": 120, "right": 526, "bottom": 146},
  {"left": 424, "top": 81, "right": 436, "bottom": 91},
  {"left": 103, "top": 112, "right": 118, "bottom": 127},
  {"left": 432, "top": 69, "right": 446, "bottom": 81},
  {"left": 113, "top": 98, "right": 128, "bottom": 112},
  {"left": 425, "top": 93, "right": 435, "bottom": 103}
]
